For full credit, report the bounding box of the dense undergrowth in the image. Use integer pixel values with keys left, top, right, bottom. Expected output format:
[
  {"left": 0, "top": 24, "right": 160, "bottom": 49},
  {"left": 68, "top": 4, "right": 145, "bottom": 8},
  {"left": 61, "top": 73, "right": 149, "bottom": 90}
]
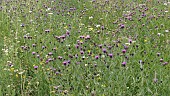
[{"left": 0, "top": 0, "right": 170, "bottom": 95}]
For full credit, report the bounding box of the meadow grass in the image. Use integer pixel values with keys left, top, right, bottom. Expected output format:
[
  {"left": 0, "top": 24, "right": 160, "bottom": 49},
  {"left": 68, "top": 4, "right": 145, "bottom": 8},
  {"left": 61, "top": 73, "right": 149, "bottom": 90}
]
[{"left": 0, "top": 0, "right": 170, "bottom": 95}]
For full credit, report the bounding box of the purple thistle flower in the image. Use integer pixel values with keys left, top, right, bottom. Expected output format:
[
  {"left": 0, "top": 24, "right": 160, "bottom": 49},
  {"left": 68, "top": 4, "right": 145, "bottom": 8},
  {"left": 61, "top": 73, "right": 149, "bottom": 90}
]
[
  {"left": 120, "top": 24, "right": 125, "bottom": 29},
  {"left": 75, "top": 44, "right": 79, "bottom": 49},
  {"left": 95, "top": 55, "right": 99, "bottom": 59},
  {"left": 32, "top": 52, "right": 36, "bottom": 55},
  {"left": 94, "top": 64, "right": 97, "bottom": 67},
  {"left": 55, "top": 72, "right": 60, "bottom": 75},
  {"left": 67, "top": 60, "right": 71, "bottom": 64},
  {"left": 85, "top": 35, "right": 90, "bottom": 39},
  {"left": 80, "top": 51, "right": 84, "bottom": 55},
  {"left": 124, "top": 45, "right": 128, "bottom": 49},
  {"left": 79, "top": 36, "right": 85, "bottom": 39},
  {"left": 23, "top": 35, "right": 27, "bottom": 39},
  {"left": 48, "top": 52, "right": 53, "bottom": 56},
  {"left": 8, "top": 63, "right": 13, "bottom": 67},
  {"left": 37, "top": 54, "right": 40, "bottom": 58},
  {"left": 46, "top": 60, "right": 49, "bottom": 64},
  {"left": 107, "top": 45, "right": 112, "bottom": 49},
  {"left": 66, "top": 30, "right": 70, "bottom": 36},
  {"left": 157, "top": 53, "right": 161, "bottom": 56},
  {"left": 58, "top": 56, "right": 63, "bottom": 60},
  {"left": 128, "top": 39, "right": 132, "bottom": 43},
  {"left": 21, "top": 46, "right": 24, "bottom": 49},
  {"left": 34, "top": 66, "right": 38, "bottom": 70},
  {"left": 122, "top": 49, "right": 126, "bottom": 53},
  {"left": 60, "top": 35, "right": 66, "bottom": 39},
  {"left": 142, "top": 14, "right": 146, "bottom": 17},
  {"left": 75, "top": 54, "right": 78, "bottom": 59},
  {"left": 32, "top": 44, "right": 36, "bottom": 47},
  {"left": 98, "top": 44, "right": 102, "bottom": 48},
  {"left": 42, "top": 46, "right": 46, "bottom": 49},
  {"left": 101, "top": 26, "right": 105, "bottom": 30},
  {"left": 102, "top": 48, "right": 107, "bottom": 53},
  {"left": 122, "top": 62, "right": 126, "bottom": 66},
  {"left": 160, "top": 58, "right": 163, "bottom": 62},
  {"left": 53, "top": 47, "right": 57, "bottom": 51},
  {"left": 142, "top": 24, "right": 145, "bottom": 26},
  {"left": 45, "top": 29, "right": 50, "bottom": 33},
  {"left": 63, "top": 61, "right": 68, "bottom": 66},
  {"left": 20, "top": 23, "right": 25, "bottom": 27},
  {"left": 163, "top": 62, "right": 168, "bottom": 66},
  {"left": 48, "top": 58, "right": 53, "bottom": 62},
  {"left": 108, "top": 53, "right": 113, "bottom": 58}
]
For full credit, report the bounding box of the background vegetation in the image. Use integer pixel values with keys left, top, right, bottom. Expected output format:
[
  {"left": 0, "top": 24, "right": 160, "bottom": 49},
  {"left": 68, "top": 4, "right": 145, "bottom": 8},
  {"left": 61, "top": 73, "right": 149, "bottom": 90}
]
[{"left": 0, "top": 0, "right": 170, "bottom": 95}]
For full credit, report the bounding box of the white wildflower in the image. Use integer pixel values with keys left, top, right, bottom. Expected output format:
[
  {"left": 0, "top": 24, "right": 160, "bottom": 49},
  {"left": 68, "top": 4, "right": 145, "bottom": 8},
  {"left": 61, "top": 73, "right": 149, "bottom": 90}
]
[
  {"left": 89, "top": 16, "right": 93, "bottom": 19},
  {"left": 165, "top": 30, "right": 169, "bottom": 33}
]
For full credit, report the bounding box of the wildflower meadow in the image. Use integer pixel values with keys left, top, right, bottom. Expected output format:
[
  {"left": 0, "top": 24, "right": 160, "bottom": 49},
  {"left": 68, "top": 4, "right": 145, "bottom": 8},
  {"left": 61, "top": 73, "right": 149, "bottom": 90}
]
[{"left": 0, "top": 0, "right": 170, "bottom": 95}]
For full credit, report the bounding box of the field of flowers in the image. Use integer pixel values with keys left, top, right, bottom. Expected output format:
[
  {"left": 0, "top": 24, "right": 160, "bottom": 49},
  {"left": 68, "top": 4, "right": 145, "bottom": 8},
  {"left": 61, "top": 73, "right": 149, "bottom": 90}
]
[{"left": 0, "top": 0, "right": 170, "bottom": 95}]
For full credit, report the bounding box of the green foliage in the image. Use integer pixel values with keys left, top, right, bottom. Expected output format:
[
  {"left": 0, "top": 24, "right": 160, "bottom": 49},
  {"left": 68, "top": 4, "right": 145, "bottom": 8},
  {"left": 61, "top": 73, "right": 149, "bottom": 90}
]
[{"left": 0, "top": 0, "right": 170, "bottom": 95}]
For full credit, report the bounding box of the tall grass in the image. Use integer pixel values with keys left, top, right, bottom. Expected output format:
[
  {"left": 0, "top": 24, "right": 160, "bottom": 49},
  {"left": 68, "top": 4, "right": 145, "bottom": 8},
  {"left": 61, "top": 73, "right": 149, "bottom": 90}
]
[{"left": 0, "top": 0, "right": 170, "bottom": 95}]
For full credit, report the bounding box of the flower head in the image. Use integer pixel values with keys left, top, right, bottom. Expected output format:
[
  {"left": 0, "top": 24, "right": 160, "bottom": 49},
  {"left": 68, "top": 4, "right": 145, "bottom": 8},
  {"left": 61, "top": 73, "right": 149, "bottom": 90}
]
[
  {"left": 122, "top": 49, "right": 126, "bottom": 53},
  {"left": 122, "top": 62, "right": 126, "bottom": 66},
  {"left": 108, "top": 54, "right": 113, "bottom": 58},
  {"left": 34, "top": 66, "right": 38, "bottom": 70},
  {"left": 32, "top": 52, "right": 36, "bottom": 55}
]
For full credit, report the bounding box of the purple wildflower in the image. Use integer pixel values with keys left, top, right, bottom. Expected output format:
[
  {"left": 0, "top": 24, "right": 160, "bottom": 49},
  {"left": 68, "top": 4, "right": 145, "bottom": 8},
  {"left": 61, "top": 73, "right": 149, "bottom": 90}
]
[
  {"left": 45, "top": 29, "right": 50, "bottom": 33},
  {"left": 120, "top": 24, "right": 125, "bottom": 29},
  {"left": 48, "top": 52, "right": 53, "bottom": 56},
  {"left": 32, "top": 52, "right": 36, "bottom": 55},
  {"left": 63, "top": 61, "right": 68, "bottom": 66},
  {"left": 20, "top": 23, "right": 25, "bottom": 27},
  {"left": 46, "top": 60, "right": 49, "bottom": 64},
  {"left": 55, "top": 72, "right": 60, "bottom": 75},
  {"left": 58, "top": 56, "right": 63, "bottom": 60},
  {"left": 75, "top": 44, "right": 79, "bottom": 49},
  {"left": 157, "top": 53, "right": 161, "bottom": 56},
  {"left": 85, "top": 35, "right": 90, "bottom": 39},
  {"left": 163, "top": 62, "right": 168, "bottom": 66},
  {"left": 80, "top": 51, "right": 84, "bottom": 55},
  {"left": 128, "top": 39, "right": 132, "bottom": 43},
  {"left": 98, "top": 44, "right": 102, "bottom": 48},
  {"left": 67, "top": 60, "right": 71, "bottom": 64},
  {"left": 122, "top": 49, "right": 126, "bottom": 53},
  {"left": 34, "top": 66, "right": 38, "bottom": 70},
  {"left": 108, "top": 54, "right": 113, "bottom": 58},
  {"left": 79, "top": 36, "right": 85, "bottom": 39},
  {"left": 102, "top": 48, "right": 107, "bottom": 53},
  {"left": 32, "top": 44, "right": 36, "bottom": 47},
  {"left": 160, "top": 58, "right": 163, "bottom": 62},
  {"left": 42, "top": 46, "right": 46, "bottom": 49},
  {"left": 95, "top": 56, "right": 99, "bottom": 59},
  {"left": 21, "top": 46, "right": 24, "bottom": 49},
  {"left": 48, "top": 58, "right": 53, "bottom": 62},
  {"left": 124, "top": 45, "right": 128, "bottom": 49},
  {"left": 153, "top": 78, "right": 158, "bottom": 83},
  {"left": 122, "top": 62, "right": 126, "bottom": 66},
  {"left": 53, "top": 47, "right": 57, "bottom": 51},
  {"left": 94, "top": 64, "right": 97, "bottom": 67},
  {"left": 37, "top": 54, "right": 40, "bottom": 58}
]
